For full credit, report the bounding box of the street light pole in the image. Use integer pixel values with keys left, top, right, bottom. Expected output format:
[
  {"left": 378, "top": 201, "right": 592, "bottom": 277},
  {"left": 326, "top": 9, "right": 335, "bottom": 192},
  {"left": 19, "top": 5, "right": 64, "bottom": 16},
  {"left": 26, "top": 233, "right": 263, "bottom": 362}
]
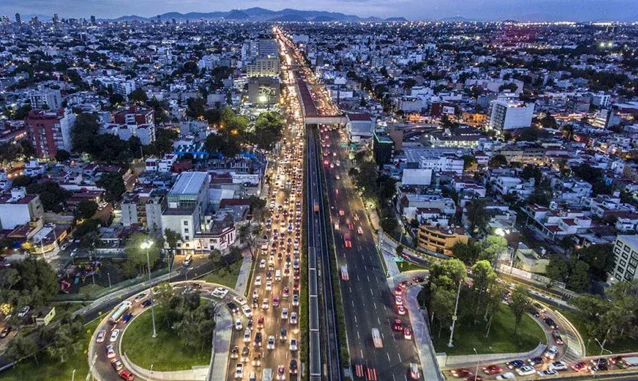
[
  {"left": 142, "top": 240, "right": 157, "bottom": 338},
  {"left": 473, "top": 348, "right": 480, "bottom": 380},
  {"left": 448, "top": 279, "right": 462, "bottom": 348}
]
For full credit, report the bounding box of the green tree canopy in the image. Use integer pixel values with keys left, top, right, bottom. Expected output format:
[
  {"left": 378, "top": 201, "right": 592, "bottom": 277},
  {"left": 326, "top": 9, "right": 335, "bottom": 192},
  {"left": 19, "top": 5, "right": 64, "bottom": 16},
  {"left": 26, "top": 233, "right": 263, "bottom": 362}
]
[
  {"left": 76, "top": 200, "right": 98, "bottom": 220},
  {"left": 96, "top": 172, "right": 126, "bottom": 202},
  {"left": 124, "top": 233, "right": 162, "bottom": 274}
]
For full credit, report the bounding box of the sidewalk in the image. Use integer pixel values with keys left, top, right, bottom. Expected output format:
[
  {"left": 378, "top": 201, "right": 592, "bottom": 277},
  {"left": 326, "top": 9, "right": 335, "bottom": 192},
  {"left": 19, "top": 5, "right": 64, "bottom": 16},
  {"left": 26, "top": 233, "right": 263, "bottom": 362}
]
[
  {"left": 406, "top": 286, "right": 444, "bottom": 381},
  {"left": 207, "top": 302, "right": 232, "bottom": 381},
  {"left": 234, "top": 253, "right": 253, "bottom": 297}
]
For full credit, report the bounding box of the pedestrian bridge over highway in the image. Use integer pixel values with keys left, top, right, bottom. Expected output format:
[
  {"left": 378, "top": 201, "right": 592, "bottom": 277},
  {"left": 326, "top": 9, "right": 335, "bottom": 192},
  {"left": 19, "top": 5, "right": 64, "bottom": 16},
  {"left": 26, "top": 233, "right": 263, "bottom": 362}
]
[
  {"left": 296, "top": 78, "right": 348, "bottom": 125},
  {"left": 304, "top": 115, "right": 348, "bottom": 125}
]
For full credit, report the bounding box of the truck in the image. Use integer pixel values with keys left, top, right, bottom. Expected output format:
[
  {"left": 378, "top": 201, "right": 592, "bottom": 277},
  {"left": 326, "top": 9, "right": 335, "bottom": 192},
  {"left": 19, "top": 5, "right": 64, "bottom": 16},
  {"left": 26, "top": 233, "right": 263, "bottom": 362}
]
[
  {"left": 372, "top": 328, "right": 383, "bottom": 348},
  {"left": 109, "top": 301, "right": 132, "bottom": 324},
  {"left": 262, "top": 368, "right": 273, "bottom": 381},
  {"left": 313, "top": 200, "right": 319, "bottom": 214}
]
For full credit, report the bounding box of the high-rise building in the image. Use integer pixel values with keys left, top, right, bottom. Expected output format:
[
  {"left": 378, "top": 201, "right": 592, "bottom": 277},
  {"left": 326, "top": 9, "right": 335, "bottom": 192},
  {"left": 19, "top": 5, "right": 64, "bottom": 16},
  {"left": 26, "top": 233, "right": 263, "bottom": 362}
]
[
  {"left": 257, "top": 39, "right": 279, "bottom": 58},
  {"left": 162, "top": 172, "right": 210, "bottom": 242},
  {"left": 611, "top": 235, "right": 638, "bottom": 282},
  {"left": 487, "top": 99, "right": 534, "bottom": 132},
  {"left": 30, "top": 90, "right": 62, "bottom": 110},
  {"left": 53, "top": 13, "right": 59, "bottom": 24},
  {"left": 90, "top": 15, "right": 96, "bottom": 24},
  {"left": 15, "top": 13, "right": 21, "bottom": 24},
  {"left": 25, "top": 108, "right": 76, "bottom": 159},
  {"left": 246, "top": 58, "right": 280, "bottom": 77}
]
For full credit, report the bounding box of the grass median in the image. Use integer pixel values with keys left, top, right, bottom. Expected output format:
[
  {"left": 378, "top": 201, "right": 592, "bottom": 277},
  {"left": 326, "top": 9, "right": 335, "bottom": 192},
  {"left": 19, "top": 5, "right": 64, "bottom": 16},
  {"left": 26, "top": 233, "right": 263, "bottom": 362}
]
[
  {"left": 432, "top": 303, "right": 546, "bottom": 356},
  {"left": 201, "top": 260, "right": 242, "bottom": 289},
  {"left": 1, "top": 318, "right": 100, "bottom": 381},
  {"left": 121, "top": 309, "right": 211, "bottom": 371},
  {"left": 560, "top": 309, "right": 638, "bottom": 356}
]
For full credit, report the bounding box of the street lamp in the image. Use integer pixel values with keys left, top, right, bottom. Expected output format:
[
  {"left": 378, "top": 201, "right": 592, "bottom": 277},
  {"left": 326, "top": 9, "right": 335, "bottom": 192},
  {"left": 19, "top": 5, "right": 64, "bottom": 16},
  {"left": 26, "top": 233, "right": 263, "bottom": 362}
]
[
  {"left": 141, "top": 240, "right": 158, "bottom": 338},
  {"left": 473, "top": 348, "right": 480, "bottom": 380}
]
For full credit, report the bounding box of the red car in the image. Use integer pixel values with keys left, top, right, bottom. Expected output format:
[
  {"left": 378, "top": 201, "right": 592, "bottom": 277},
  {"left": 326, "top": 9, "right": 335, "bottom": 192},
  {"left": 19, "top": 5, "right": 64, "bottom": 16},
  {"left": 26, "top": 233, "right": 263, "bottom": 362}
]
[
  {"left": 465, "top": 377, "right": 482, "bottom": 381},
  {"left": 257, "top": 316, "right": 264, "bottom": 329},
  {"left": 482, "top": 365, "right": 503, "bottom": 375},
  {"left": 394, "top": 286, "right": 404, "bottom": 296},
  {"left": 118, "top": 370, "right": 135, "bottom": 381},
  {"left": 399, "top": 281, "right": 409, "bottom": 290},
  {"left": 392, "top": 319, "right": 403, "bottom": 332},
  {"left": 572, "top": 362, "right": 588, "bottom": 372},
  {"left": 450, "top": 369, "right": 473, "bottom": 378}
]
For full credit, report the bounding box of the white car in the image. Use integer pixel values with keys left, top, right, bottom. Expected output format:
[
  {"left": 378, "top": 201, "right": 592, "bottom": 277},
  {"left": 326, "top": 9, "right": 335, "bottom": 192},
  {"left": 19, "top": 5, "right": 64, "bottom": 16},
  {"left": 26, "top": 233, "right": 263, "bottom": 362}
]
[
  {"left": 109, "top": 329, "right": 120, "bottom": 342},
  {"left": 252, "top": 290, "right": 260, "bottom": 299},
  {"left": 235, "top": 319, "right": 243, "bottom": 331},
  {"left": 262, "top": 299, "right": 270, "bottom": 310},
  {"left": 516, "top": 366, "right": 536, "bottom": 376},
  {"left": 538, "top": 369, "right": 558, "bottom": 377},
  {"left": 281, "top": 308, "right": 289, "bottom": 320},
  {"left": 266, "top": 281, "right": 273, "bottom": 291},
  {"left": 549, "top": 361, "right": 568, "bottom": 371},
  {"left": 260, "top": 259, "right": 267, "bottom": 268},
  {"left": 289, "top": 338, "right": 298, "bottom": 351},
  {"left": 254, "top": 276, "right": 262, "bottom": 286},
  {"left": 106, "top": 344, "right": 116, "bottom": 359},
  {"left": 267, "top": 335, "right": 276, "bottom": 350},
  {"left": 496, "top": 372, "right": 516, "bottom": 380},
  {"left": 96, "top": 330, "right": 106, "bottom": 343},
  {"left": 544, "top": 345, "right": 559, "bottom": 360},
  {"left": 290, "top": 312, "right": 298, "bottom": 325},
  {"left": 243, "top": 329, "right": 251, "bottom": 343},
  {"left": 212, "top": 287, "right": 229, "bottom": 298},
  {"left": 235, "top": 363, "right": 243, "bottom": 379},
  {"left": 242, "top": 305, "right": 253, "bottom": 318},
  {"left": 17, "top": 306, "right": 30, "bottom": 318}
]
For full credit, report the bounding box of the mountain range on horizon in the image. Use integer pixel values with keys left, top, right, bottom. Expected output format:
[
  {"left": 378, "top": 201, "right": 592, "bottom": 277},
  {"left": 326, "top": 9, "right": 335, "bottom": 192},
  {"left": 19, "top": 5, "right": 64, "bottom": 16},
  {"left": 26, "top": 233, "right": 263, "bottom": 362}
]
[{"left": 110, "top": 7, "right": 409, "bottom": 23}]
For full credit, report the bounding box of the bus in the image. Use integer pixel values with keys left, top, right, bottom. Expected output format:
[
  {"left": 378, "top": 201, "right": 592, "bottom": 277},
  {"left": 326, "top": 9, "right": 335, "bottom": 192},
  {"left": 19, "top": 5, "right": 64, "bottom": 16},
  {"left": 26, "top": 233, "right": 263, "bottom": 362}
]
[
  {"left": 109, "top": 301, "right": 132, "bottom": 324},
  {"left": 262, "top": 368, "right": 273, "bottom": 381},
  {"left": 372, "top": 328, "right": 383, "bottom": 348}
]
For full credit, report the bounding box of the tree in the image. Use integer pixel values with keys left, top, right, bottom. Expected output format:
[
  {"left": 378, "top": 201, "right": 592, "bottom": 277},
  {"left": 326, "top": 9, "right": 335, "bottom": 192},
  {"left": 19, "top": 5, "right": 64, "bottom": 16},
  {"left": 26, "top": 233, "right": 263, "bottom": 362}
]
[
  {"left": 209, "top": 249, "right": 222, "bottom": 264},
  {"left": 546, "top": 255, "right": 569, "bottom": 284},
  {"left": 164, "top": 229, "right": 181, "bottom": 251},
  {"left": 462, "top": 155, "right": 477, "bottom": 170},
  {"left": 96, "top": 172, "right": 126, "bottom": 202},
  {"left": 13, "top": 104, "right": 32, "bottom": 120},
  {"left": 466, "top": 199, "right": 489, "bottom": 234},
  {"left": 480, "top": 235, "right": 507, "bottom": 262},
  {"left": 5, "top": 335, "right": 39, "bottom": 364},
  {"left": 124, "top": 233, "right": 161, "bottom": 275},
  {"left": 430, "top": 288, "right": 455, "bottom": 338},
  {"left": 71, "top": 113, "right": 100, "bottom": 153},
  {"left": 108, "top": 93, "right": 125, "bottom": 106},
  {"left": 489, "top": 154, "right": 507, "bottom": 167},
  {"left": 430, "top": 258, "right": 467, "bottom": 286},
  {"left": 54, "top": 149, "right": 71, "bottom": 162},
  {"left": 19, "top": 140, "right": 35, "bottom": 158},
  {"left": 574, "top": 244, "right": 614, "bottom": 282},
  {"left": 76, "top": 200, "right": 98, "bottom": 220},
  {"left": 11, "top": 175, "right": 33, "bottom": 188},
  {"left": 471, "top": 260, "right": 497, "bottom": 316},
  {"left": 509, "top": 286, "right": 530, "bottom": 338},
  {"left": 567, "top": 259, "right": 590, "bottom": 292},
  {"left": 129, "top": 88, "right": 148, "bottom": 104},
  {"left": 14, "top": 257, "right": 59, "bottom": 300},
  {"left": 251, "top": 112, "right": 284, "bottom": 150},
  {"left": 45, "top": 319, "right": 84, "bottom": 363},
  {"left": 0, "top": 268, "right": 20, "bottom": 290},
  {"left": 451, "top": 241, "right": 480, "bottom": 265},
  {"left": 26, "top": 181, "right": 70, "bottom": 213},
  {"left": 395, "top": 244, "right": 404, "bottom": 256}
]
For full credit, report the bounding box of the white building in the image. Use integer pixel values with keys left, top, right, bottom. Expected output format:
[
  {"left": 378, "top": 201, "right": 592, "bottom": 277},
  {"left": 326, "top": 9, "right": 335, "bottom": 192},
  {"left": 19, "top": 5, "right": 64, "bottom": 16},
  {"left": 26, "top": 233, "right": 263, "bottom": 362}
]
[
  {"left": 401, "top": 168, "right": 433, "bottom": 186},
  {"left": 0, "top": 187, "right": 44, "bottom": 229},
  {"left": 30, "top": 90, "right": 62, "bottom": 110},
  {"left": 487, "top": 99, "right": 534, "bottom": 131},
  {"left": 419, "top": 154, "right": 464, "bottom": 176},
  {"left": 611, "top": 235, "right": 638, "bottom": 282}
]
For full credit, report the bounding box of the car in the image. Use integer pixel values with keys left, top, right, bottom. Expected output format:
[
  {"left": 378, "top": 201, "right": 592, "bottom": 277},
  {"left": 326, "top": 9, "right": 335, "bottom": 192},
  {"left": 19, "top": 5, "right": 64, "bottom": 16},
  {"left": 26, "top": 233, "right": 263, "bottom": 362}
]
[
  {"left": 106, "top": 344, "right": 116, "bottom": 359},
  {"left": 96, "top": 330, "right": 106, "bottom": 343},
  {"left": 392, "top": 319, "right": 403, "bottom": 332},
  {"left": 241, "top": 305, "right": 253, "bottom": 318},
  {"left": 339, "top": 209, "right": 344, "bottom": 216},
  {"left": 212, "top": 287, "right": 229, "bottom": 298},
  {"left": 227, "top": 303, "right": 239, "bottom": 314},
  {"left": 450, "top": 369, "right": 473, "bottom": 378},
  {"left": 280, "top": 328, "right": 288, "bottom": 342},
  {"left": 591, "top": 363, "right": 608, "bottom": 371},
  {"left": 121, "top": 312, "right": 133, "bottom": 324},
  {"left": 119, "top": 370, "right": 135, "bottom": 381},
  {"left": 482, "top": 365, "right": 503, "bottom": 375},
  {"left": 399, "top": 280, "right": 409, "bottom": 290},
  {"left": 134, "top": 293, "right": 147, "bottom": 303},
  {"left": 590, "top": 358, "right": 609, "bottom": 368},
  {"left": 235, "top": 363, "right": 243, "bottom": 379},
  {"left": 0, "top": 326, "right": 11, "bottom": 339},
  {"left": 17, "top": 306, "right": 30, "bottom": 318},
  {"left": 290, "top": 359, "right": 298, "bottom": 375},
  {"left": 533, "top": 302, "right": 546, "bottom": 312},
  {"left": 254, "top": 332, "right": 262, "bottom": 347},
  {"left": 290, "top": 311, "right": 298, "bottom": 324},
  {"left": 528, "top": 356, "right": 544, "bottom": 366},
  {"left": 397, "top": 305, "right": 406, "bottom": 315},
  {"left": 267, "top": 335, "right": 276, "bottom": 350},
  {"left": 266, "top": 281, "right": 273, "bottom": 291},
  {"left": 506, "top": 360, "right": 525, "bottom": 369},
  {"left": 281, "top": 308, "right": 289, "bottom": 319},
  {"left": 292, "top": 294, "right": 299, "bottom": 306},
  {"left": 254, "top": 276, "right": 262, "bottom": 286},
  {"left": 549, "top": 361, "right": 568, "bottom": 371},
  {"left": 141, "top": 299, "right": 152, "bottom": 308},
  {"left": 572, "top": 362, "right": 589, "bottom": 372},
  {"left": 241, "top": 346, "right": 250, "bottom": 360},
  {"left": 395, "top": 296, "right": 404, "bottom": 305},
  {"left": 289, "top": 338, "right": 298, "bottom": 351},
  {"left": 252, "top": 351, "right": 262, "bottom": 367},
  {"left": 231, "top": 345, "right": 239, "bottom": 359},
  {"left": 609, "top": 356, "right": 624, "bottom": 365},
  {"left": 495, "top": 372, "right": 516, "bottom": 380},
  {"left": 273, "top": 296, "right": 280, "bottom": 307},
  {"left": 394, "top": 286, "right": 404, "bottom": 296},
  {"left": 111, "top": 359, "right": 124, "bottom": 371},
  {"left": 110, "top": 329, "right": 120, "bottom": 342},
  {"left": 529, "top": 308, "right": 540, "bottom": 318},
  {"left": 260, "top": 259, "right": 267, "bottom": 268},
  {"left": 538, "top": 369, "right": 558, "bottom": 376},
  {"left": 244, "top": 329, "right": 251, "bottom": 343},
  {"left": 516, "top": 366, "right": 535, "bottom": 376},
  {"left": 261, "top": 299, "right": 269, "bottom": 310},
  {"left": 277, "top": 365, "right": 286, "bottom": 380},
  {"left": 544, "top": 345, "right": 558, "bottom": 360},
  {"left": 552, "top": 330, "right": 564, "bottom": 345},
  {"left": 403, "top": 327, "right": 413, "bottom": 340},
  {"left": 235, "top": 319, "right": 243, "bottom": 331},
  {"left": 544, "top": 317, "right": 558, "bottom": 330}
]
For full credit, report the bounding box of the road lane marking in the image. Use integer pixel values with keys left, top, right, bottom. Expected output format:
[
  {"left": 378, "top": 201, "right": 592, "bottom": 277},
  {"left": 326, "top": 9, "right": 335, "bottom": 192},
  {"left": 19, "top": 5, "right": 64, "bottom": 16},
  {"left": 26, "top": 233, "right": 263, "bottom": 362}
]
[
  {"left": 357, "top": 331, "right": 360, "bottom": 339},
  {"left": 398, "top": 353, "right": 402, "bottom": 362},
  {"left": 373, "top": 302, "right": 377, "bottom": 310},
  {"left": 387, "top": 353, "right": 391, "bottom": 362},
  {"left": 377, "top": 317, "right": 381, "bottom": 325}
]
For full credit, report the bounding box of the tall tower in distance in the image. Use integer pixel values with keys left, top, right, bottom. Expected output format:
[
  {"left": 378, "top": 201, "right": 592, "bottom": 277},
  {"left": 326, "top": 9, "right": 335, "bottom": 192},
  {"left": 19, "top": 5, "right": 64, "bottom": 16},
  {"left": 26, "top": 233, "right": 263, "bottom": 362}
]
[
  {"left": 15, "top": 13, "right": 21, "bottom": 24},
  {"left": 91, "top": 15, "right": 96, "bottom": 24},
  {"left": 53, "top": 13, "right": 59, "bottom": 24}
]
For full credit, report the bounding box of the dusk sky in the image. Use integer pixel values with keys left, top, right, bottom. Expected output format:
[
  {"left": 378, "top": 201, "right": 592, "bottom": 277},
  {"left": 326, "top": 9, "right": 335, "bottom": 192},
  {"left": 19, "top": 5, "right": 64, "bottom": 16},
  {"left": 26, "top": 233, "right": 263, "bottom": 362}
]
[{"left": 1, "top": 0, "right": 636, "bottom": 21}]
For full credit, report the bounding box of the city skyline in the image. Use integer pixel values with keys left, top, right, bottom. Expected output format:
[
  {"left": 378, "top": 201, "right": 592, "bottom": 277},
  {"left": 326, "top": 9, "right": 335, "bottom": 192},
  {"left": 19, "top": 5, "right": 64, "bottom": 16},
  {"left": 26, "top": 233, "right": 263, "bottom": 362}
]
[{"left": 2, "top": 0, "right": 638, "bottom": 22}]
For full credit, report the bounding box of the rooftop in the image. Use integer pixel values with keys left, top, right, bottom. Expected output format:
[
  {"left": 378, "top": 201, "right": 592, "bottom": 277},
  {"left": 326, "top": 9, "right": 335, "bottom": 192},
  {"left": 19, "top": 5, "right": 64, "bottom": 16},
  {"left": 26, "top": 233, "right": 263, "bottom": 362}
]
[{"left": 169, "top": 172, "right": 209, "bottom": 196}]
